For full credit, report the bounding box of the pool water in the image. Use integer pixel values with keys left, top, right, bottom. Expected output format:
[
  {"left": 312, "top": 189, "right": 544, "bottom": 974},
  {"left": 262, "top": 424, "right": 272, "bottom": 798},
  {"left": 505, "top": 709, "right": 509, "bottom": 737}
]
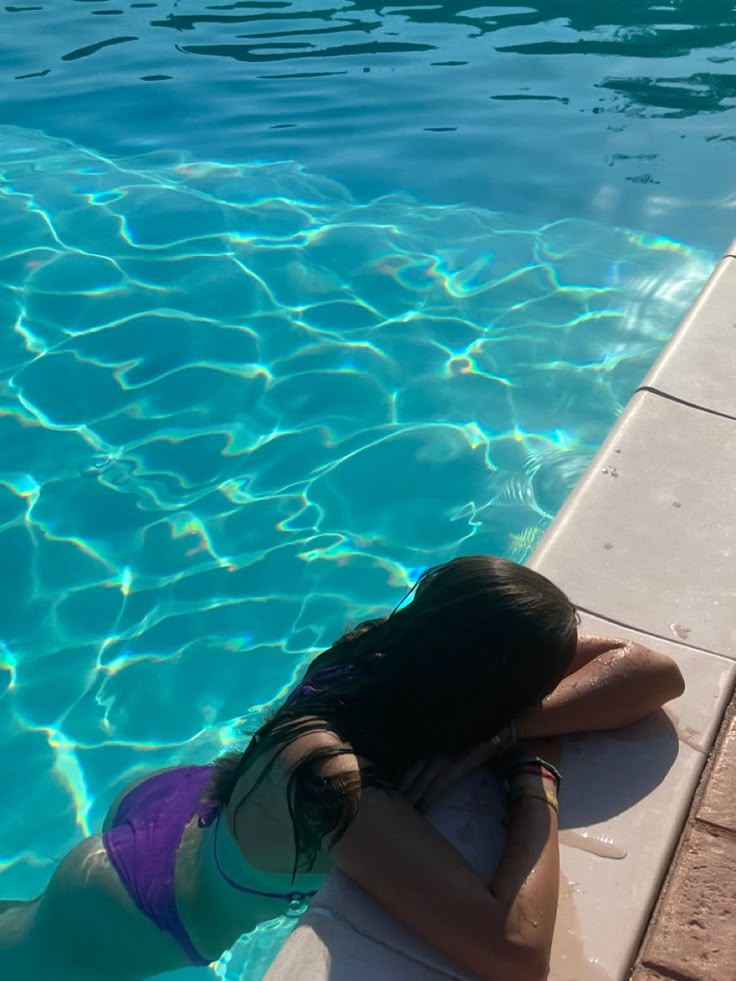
[{"left": 1, "top": 2, "right": 734, "bottom": 977}]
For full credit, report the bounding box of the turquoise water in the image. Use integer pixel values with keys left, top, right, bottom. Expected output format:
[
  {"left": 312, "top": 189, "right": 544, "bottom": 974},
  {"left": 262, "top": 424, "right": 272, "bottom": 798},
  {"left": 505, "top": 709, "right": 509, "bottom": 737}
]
[{"left": 1, "top": 2, "right": 734, "bottom": 977}]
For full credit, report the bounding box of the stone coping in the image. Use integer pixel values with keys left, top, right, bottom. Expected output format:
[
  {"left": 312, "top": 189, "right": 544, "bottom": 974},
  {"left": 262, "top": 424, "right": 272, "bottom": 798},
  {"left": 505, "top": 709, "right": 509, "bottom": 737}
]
[{"left": 260, "top": 245, "right": 736, "bottom": 981}]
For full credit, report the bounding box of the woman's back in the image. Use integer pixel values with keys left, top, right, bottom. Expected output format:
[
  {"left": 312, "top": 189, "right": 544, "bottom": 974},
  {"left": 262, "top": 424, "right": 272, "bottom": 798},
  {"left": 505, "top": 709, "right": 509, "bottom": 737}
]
[{"left": 178, "top": 733, "right": 335, "bottom": 959}]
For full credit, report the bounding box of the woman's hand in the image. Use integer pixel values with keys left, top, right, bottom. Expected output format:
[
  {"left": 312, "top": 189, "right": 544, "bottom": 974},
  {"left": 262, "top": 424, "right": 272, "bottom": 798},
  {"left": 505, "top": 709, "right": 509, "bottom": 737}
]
[{"left": 400, "top": 739, "right": 500, "bottom": 812}]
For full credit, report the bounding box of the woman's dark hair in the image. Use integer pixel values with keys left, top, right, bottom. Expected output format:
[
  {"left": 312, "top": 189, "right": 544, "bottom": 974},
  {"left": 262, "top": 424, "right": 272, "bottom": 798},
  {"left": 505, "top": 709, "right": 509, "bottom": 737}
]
[{"left": 208, "top": 555, "right": 578, "bottom": 875}]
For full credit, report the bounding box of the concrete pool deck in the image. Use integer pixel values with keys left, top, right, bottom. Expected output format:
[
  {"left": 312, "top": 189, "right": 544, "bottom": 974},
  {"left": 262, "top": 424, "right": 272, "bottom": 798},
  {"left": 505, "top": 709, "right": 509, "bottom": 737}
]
[{"left": 264, "top": 243, "right": 736, "bottom": 980}]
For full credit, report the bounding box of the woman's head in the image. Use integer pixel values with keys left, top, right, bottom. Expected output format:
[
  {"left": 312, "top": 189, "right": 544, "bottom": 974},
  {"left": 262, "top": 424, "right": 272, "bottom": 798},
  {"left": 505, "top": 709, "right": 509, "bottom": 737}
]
[
  {"left": 210, "top": 555, "right": 577, "bottom": 871},
  {"left": 301, "top": 555, "right": 578, "bottom": 766}
]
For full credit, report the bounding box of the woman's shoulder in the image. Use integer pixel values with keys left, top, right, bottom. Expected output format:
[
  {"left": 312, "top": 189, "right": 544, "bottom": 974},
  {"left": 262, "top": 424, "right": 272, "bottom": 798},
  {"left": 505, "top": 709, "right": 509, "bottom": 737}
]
[
  {"left": 275, "top": 721, "right": 362, "bottom": 780},
  {"left": 225, "top": 720, "right": 365, "bottom": 873},
  {"left": 226, "top": 719, "right": 365, "bottom": 823}
]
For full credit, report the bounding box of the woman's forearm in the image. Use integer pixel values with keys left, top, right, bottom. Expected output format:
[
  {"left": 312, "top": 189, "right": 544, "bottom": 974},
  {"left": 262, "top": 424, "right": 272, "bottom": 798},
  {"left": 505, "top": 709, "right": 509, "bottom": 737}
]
[
  {"left": 489, "top": 795, "right": 559, "bottom": 977},
  {"left": 515, "top": 642, "right": 685, "bottom": 739}
]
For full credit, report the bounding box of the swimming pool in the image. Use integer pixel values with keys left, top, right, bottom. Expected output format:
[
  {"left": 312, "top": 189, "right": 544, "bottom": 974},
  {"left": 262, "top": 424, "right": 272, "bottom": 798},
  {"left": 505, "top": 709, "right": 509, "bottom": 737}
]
[{"left": 0, "top": 2, "right": 733, "bottom": 977}]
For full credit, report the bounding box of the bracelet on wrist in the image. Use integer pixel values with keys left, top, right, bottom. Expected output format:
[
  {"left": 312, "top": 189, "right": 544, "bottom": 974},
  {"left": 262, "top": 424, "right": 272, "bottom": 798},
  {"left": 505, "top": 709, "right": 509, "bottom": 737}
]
[
  {"left": 507, "top": 765, "right": 558, "bottom": 786},
  {"left": 507, "top": 773, "right": 557, "bottom": 793},
  {"left": 503, "top": 755, "right": 562, "bottom": 791},
  {"left": 507, "top": 784, "right": 559, "bottom": 814}
]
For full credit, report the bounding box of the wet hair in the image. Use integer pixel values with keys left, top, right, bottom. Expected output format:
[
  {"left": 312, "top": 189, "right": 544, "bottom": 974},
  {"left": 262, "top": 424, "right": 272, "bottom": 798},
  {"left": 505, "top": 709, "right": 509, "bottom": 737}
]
[{"left": 208, "top": 555, "right": 578, "bottom": 875}]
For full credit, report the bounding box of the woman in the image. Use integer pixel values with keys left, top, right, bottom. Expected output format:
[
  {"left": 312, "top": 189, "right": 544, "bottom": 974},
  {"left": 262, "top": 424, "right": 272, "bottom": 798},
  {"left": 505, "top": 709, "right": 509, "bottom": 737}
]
[{"left": 0, "top": 556, "right": 684, "bottom": 981}]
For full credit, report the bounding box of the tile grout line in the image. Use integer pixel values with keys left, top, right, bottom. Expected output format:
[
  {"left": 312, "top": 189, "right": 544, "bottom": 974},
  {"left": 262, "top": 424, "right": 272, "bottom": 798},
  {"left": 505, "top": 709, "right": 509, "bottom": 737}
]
[
  {"left": 692, "top": 814, "right": 736, "bottom": 839},
  {"left": 574, "top": 605, "right": 731, "bottom": 660},
  {"left": 634, "top": 385, "right": 736, "bottom": 423},
  {"left": 639, "top": 967, "right": 702, "bottom": 981},
  {"left": 692, "top": 817, "right": 736, "bottom": 844}
]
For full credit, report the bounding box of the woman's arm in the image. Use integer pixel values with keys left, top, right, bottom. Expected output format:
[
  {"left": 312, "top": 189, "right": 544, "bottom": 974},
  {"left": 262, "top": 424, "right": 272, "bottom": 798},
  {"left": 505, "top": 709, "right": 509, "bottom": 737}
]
[
  {"left": 515, "top": 638, "right": 685, "bottom": 739},
  {"left": 330, "top": 746, "right": 560, "bottom": 981},
  {"left": 254, "top": 728, "right": 560, "bottom": 981},
  {"left": 564, "top": 633, "right": 637, "bottom": 676},
  {"left": 484, "top": 738, "right": 561, "bottom": 974},
  {"left": 396, "top": 638, "right": 684, "bottom": 813}
]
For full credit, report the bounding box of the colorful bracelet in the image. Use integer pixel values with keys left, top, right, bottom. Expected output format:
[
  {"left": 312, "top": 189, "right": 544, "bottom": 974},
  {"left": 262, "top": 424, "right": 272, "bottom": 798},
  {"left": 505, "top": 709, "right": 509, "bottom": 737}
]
[
  {"left": 503, "top": 755, "right": 562, "bottom": 791},
  {"left": 507, "top": 784, "right": 559, "bottom": 814},
  {"left": 508, "top": 765, "right": 558, "bottom": 784}
]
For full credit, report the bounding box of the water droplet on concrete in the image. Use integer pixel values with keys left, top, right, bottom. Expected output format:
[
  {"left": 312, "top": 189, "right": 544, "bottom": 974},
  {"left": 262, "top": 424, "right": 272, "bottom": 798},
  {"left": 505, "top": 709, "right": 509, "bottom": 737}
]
[{"left": 670, "top": 622, "right": 691, "bottom": 641}]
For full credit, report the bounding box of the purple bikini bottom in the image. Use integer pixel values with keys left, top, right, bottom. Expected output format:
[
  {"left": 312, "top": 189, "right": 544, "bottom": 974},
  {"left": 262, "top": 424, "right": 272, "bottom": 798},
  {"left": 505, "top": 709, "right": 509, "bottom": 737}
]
[
  {"left": 103, "top": 765, "right": 218, "bottom": 966},
  {"left": 104, "top": 764, "right": 320, "bottom": 966}
]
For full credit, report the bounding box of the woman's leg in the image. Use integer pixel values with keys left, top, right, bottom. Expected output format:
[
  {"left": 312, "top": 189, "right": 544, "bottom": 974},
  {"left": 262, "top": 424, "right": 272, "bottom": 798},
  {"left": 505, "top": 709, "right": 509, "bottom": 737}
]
[{"left": 1, "top": 835, "right": 185, "bottom": 981}]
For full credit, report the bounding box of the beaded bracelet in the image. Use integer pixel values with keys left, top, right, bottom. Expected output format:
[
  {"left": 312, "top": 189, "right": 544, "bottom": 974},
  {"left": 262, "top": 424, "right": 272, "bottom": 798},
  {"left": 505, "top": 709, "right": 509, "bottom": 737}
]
[
  {"left": 507, "top": 784, "right": 559, "bottom": 814},
  {"left": 503, "top": 755, "right": 562, "bottom": 791}
]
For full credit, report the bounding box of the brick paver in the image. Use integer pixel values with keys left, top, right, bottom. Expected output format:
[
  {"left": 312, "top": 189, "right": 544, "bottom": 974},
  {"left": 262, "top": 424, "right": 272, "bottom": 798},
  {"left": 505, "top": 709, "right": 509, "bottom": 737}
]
[
  {"left": 696, "top": 711, "right": 736, "bottom": 835},
  {"left": 642, "top": 824, "right": 736, "bottom": 981},
  {"left": 633, "top": 690, "right": 736, "bottom": 981}
]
